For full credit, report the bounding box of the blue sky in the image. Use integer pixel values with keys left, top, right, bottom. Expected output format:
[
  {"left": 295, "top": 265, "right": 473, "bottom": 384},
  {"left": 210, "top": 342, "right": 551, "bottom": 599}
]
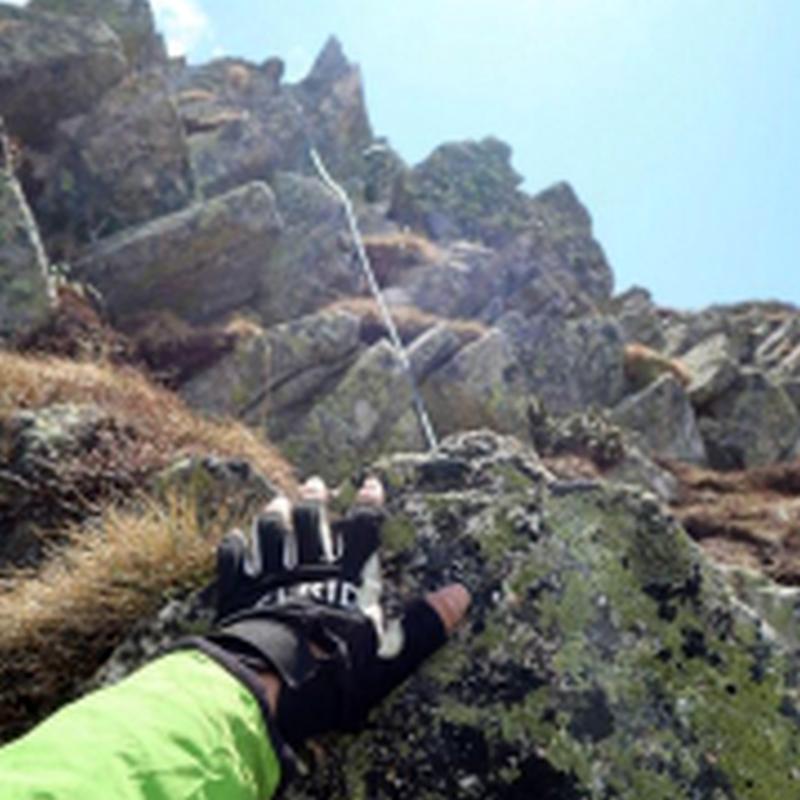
[{"left": 151, "top": 3, "right": 798, "bottom": 309}]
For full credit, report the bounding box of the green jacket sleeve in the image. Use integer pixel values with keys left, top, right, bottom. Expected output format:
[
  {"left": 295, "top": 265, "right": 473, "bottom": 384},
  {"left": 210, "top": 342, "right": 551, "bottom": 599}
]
[{"left": 0, "top": 650, "right": 282, "bottom": 800}]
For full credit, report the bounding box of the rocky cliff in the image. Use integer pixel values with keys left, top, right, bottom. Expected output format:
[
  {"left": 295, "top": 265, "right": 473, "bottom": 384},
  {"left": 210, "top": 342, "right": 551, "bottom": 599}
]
[{"left": 1, "top": 3, "right": 799, "bottom": 798}]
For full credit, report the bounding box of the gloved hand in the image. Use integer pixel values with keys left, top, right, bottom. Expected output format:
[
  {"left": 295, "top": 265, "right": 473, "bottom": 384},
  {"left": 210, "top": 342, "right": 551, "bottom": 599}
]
[{"left": 188, "top": 477, "right": 469, "bottom": 758}]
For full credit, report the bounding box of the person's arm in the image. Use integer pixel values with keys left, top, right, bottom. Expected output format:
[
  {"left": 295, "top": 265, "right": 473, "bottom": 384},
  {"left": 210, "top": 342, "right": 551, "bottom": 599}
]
[
  {"left": 0, "top": 477, "right": 469, "bottom": 800},
  {"left": 0, "top": 650, "right": 282, "bottom": 800}
]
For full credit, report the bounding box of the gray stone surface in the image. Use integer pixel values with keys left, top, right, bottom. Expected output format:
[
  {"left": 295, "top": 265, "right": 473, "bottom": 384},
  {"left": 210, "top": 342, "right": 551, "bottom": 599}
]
[
  {"left": 93, "top": 430, "right": 800, "bottom": 800},
  {"left": 682, "top": 332, "right": 740, "bottom": 408},
  {"left": 28, "top": 0, "right": 165, "bottom": 68},
  {"left": 500, "top": 312, "right": 626, "bottom": 414},
  {"left": 390, "top": 136, "right": 529, "bottom": 246},
  {"left": 612, "top": 374, "right": 707, "bottom": 464},
  {"left": 0, "top": 404, "right": 109, "bottom": 566},
  {"left": 422, "top": 328, "right": 529, "bottom": 437},
  {"left": 0, "top": 5, "right": 127, "bottom": 146},
  {"left": 280, "top": 340, "right": 424, "bottom": 480},
  {"left": 0, "top": 126, "right": 52, "bottom": 339},
  {"left": 700, "top": 368, "right": 800, "bottom": 469},
  {"left": 257, "top": 172, "right": 361, "bottom": 326},
  {"left": 610, "top": 286, "right": 666, "bottom": 349},
  {"left": 37, "top": 71, "right": 195, "bottom": 243},
  {"left": 75, "top": 181, "right": 283, "bottom": 325}
]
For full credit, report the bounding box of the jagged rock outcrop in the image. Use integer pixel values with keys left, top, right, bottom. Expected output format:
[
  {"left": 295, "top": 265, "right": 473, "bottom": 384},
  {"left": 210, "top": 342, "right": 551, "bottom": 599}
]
[
  {"left": 36, "top": 71, "right": 195, "bottom": 244},
  {"left": 93, "top": 431, "right": 800, "bottom": 800},
  {"left": 390, "top": 136, "right": 529, "bottom": 246},
  {"left": 682, "top": 332, "right": 740, "bottom": 407},
  {"left": 74, "top": 181, "right": 283, "bottom": 325},
  {"left": 609, "top": 286, "right": 667, "bottom": 349},
  {"left": 173, "top": 57, "right": 305, "bottom": 197},
  {"left": 28, "top": 0, "right": 166, "bottom": 69},
  {"left": 294, "top": 36, "right": 374, "bottom": 182},
  {"left": 0, "top": 5, "right": 128, "bottom": 147}
]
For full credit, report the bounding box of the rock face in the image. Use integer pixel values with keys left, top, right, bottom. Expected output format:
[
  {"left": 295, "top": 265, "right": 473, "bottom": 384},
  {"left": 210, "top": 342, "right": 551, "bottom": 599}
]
[
  {"left": 75, "top": 181, "right": 283, "bottom": 325},
  {"left": 257, "top": 172, "right": 361, "bottom": 325},
  {"left": 0, "top": 403, "right": 130, "bottom": 566},
  {"left": 390, "top": 137, "right": 529, "bottom": 246},
  {"left": 0, "top": 125, "right": 52, "bottom": 339},
  {"left": 280, "top": 340, "right": 424, "bottom": 480},
  {"left": 36, "top": 71, "right": 195, "bottom": 243},
  {"left": 0, "top": 5, "right": 127, "bottom": 146},
  {"left": 294, "top": 36, "right": 373, "bottom": 181},
  {"left": 699, "top": 369, "right": 800, "bottom": 470},
  {"left": 612, "top": 374, "right": 707, "bottom": 463},
  {"left": 95, "top": 431, "right": 800, "bottom": 800},
  {"left": 28, "top": 0, "right": 165, "bottom": 68}
]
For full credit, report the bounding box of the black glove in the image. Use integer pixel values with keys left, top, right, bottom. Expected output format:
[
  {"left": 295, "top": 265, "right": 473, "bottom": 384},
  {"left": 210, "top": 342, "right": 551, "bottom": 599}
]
[{"left": 186, "top": 499, "right": 448, "bottom": 753}]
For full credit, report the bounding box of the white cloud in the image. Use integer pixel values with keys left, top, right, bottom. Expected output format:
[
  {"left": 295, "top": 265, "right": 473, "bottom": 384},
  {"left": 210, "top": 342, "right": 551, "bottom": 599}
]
[
  {"left": 151, "top": 0, "right": 211, "bottom": 58},
  {"left": 3, "top": 0, "right": 27, "bottom": 5}
]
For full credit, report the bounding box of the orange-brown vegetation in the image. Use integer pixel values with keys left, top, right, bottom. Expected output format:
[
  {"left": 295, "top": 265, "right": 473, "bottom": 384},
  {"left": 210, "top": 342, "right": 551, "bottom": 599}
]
[
  {"left": 623, "top": 342, "right": 692, "bottom": 391},
  {"left": 363, "top": 230, "right": 442, "bottom": 287},
  {"left": 225, "top": 63, "right": 253, "bottom": 93},
  {"left": 0, "top": 494, "right": 231, "bottom": 741},
  {"left": 327, "top": 297, "right": 486, "bottom": 346},
  {"left": 0, "top": 349, "right": 295, "bottom": 492},
  {"left": 18, "top": 284, "right": 132, "bottom": 363},
  {"left": 123, "top": 310, "right": 238, "bottom": 387},
  {"left": 666, "top": 459, "right": 800, "bottom": 585},
  {"left": 0, "top": 349, "right": 297, "bottom": 741}
]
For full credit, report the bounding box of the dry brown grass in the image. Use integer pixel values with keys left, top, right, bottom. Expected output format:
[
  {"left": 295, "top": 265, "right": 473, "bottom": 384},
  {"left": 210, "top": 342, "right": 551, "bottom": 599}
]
[
  {"left": 623, "top": 342, "right": 692, "bottom": 391},
  {"left": 0, "top": 492, "right": 236, "bottom": 741},
  {"left": 363, "top": 230, "right": 442, "bottom": 287},
  {"left": 0, "top": 349, "right": 296, "bottom": 491},
  {"left": 327, "top": 297, "right": 486, "bottom": 346},
  {"left": 0, "top": 349, "right": 299, "bottom": 740}
]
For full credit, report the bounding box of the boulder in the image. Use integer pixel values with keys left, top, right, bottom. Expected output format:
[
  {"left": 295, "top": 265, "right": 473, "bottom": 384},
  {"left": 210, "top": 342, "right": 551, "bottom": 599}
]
[
  {"left": 74, "top": 181, "right": 283, "bottom": 326},
  {"left": 188, "top": 104, "right": 295, "bottom": 197},
  {"left": 28, "top": 0, "right": 165, "bottom": 68},
  {"left": 681, "top": 332, "right": 740, "bottom": 407},
  {"left": 0, "top": 124, "right": 53, "bottom": 339},
  {"left": 754, "top": 315, "right": 800, "bottom": 373},
  {"left": 174, "top": 58, "right": 304, "bottom": 197},
  {"left": 0, "top": 403, "right": 131, "bottom": 566},
  {"left": 700, "top": 369, "right": 800, "bottom": 469},
  {"left": 181, "top": 308, "right": 362, "bottom": 430},
  {"left": 611, "top": 374, "right": 708, "bottom": 464},
  {"left": 397, "top": 241, "right": 501, "bottom": 320},
  {"left": 362, "top": 138, "right": 406, "bottom": 204},
  {"left": 280, "top": 340, "right": 425, "bottom": 479},
  {"left": 36, "top": 71, "right": 195, "bottom": 244},
  {"left": 609, "top": 286, "right": 666, "bottom": 349},
  {"left": 0, "top": 5, "right": 127, "bottom": 147},
  {"left": 390, "top": 137, "right": 529, "bottom": 246},
  {"left": 257, "top": 172, "right": 361, "bottom": 326},
  {"left": 95, "top": 430, "right": 800, "bottom": 799},
  {"left": 499, "top": 312, "right": 626, "bottom": 414},
  {"left": 422, "top": 328, "right": 529, "bottom": 437},
  {"left": 527, "top": 401, "right": 680, "bottom": 503}
]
